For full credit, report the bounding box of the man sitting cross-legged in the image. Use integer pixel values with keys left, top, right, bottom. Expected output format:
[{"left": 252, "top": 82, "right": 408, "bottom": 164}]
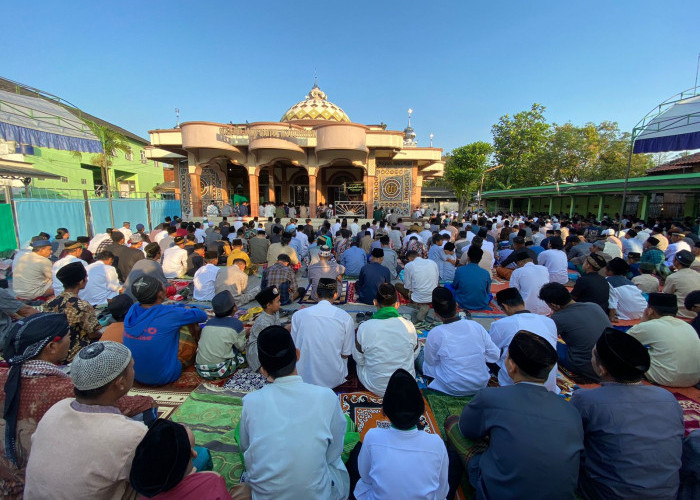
[
  {"left": 627, "top": 292, "right": 700, "bottom": 387},
  {"left": 489, "top": 288, "right": 560, "bottom": 393},
  {"left": 353, "top": 283, "right": 418, "bottom": 396},
  {"left": 24, "top": 342, "right": 150, "bottom": 499},
  {"left": 445, "top": 331, "right": 584, "bottom": 500},
  {"left": 571, "top": 328, "right": 684, "bottom": 500},
  {"left": 418, "top": 287, "right": 499, "bottom": 396},
  {"left": 0, "top": 315, "right": 154, "bottom": 499},
  {"left": 214, "top": 257, "right": 258, "bottom": 307},
  {"left": 539, "top": 282, "right": 611, "bottom": 382},
  {"left": 261, "top": 253, "right": 306, "bottom": 305},
  {"left": 237, "top": 325, "right": 350, "bottom": 499},
  {"left": 291, "top": 278, "right": 354, "bottom": 389},
  {"left": 123, "top": 276, "right": 208, "bottom": 385}
]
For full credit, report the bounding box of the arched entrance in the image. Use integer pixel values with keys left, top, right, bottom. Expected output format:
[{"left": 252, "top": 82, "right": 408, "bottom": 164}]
[
  {"left": 323, "top": 166, "right": 365, "bottom": 216},
  {"left": 289, "top": 172, "right": 309, "bottom": 206},
  {"left": 226, "top": 163, "right": 250, "bottom": 207}
]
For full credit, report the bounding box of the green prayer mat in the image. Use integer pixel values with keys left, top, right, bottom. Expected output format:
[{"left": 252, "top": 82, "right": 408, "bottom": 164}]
[
  {"left": 171, "top": 384, "right": 361, "bottom": 491},
  {"left": 422, "top": 388, "right": 474, "bottom": 438},
  {"left": 423, "top": 389, "right": 476, "bottom": 500},
  {"left": 170, "top": 385, "right": 245, "bottom": 489}
]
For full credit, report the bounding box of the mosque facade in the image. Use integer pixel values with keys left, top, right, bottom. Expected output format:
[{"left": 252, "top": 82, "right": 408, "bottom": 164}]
[{"left": 145, "top": 83, "right": 443, "bottom": 217}]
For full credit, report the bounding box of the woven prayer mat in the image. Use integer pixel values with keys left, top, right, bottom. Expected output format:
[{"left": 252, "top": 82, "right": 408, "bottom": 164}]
[
  {"left": 126, "top": 387, "right": 190, "bottom": 420},
  {"left": 673, "top": 392, "right": 700, "bottom": 436},
  {"left": 223, "top": 368, "right": 268, "bottom": 394},
  {"left": 333, "top": 357, "right": 365, "bottom": 394},
  {"left": 132, "top": 365, "right": 231, "bottom": 394},
  {"left": 298, "top": 280, "right": 349, "bottom": 305},
  {"left": 339, "top": 391, "right": 440, "bottom": 440},
  {"left": 170, "top": 384, "right": 245, "bottom": 490}
]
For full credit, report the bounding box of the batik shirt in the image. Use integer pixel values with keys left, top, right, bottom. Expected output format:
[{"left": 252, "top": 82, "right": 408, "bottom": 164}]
[
  {"left": 44, "top": 292, "right": 101, "bottom": 363},
  {"left": 0, "top": 361, "right": 153, "bottom": 500}
]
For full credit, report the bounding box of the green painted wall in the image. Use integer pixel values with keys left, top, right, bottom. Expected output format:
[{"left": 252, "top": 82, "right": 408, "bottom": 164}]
[{"left": 23, "top": 137, "right": 164, "bottom": 195}]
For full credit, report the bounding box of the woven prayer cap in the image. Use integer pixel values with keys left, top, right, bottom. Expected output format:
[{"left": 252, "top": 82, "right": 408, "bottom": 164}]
[{"left": 71, "top": 341, "right": 132, "bottom": 390}]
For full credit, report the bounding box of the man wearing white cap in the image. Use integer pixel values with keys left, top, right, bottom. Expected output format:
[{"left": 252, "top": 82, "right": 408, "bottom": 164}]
[{"left": 24, "top": 342, "right": 148, "bottom": 500}]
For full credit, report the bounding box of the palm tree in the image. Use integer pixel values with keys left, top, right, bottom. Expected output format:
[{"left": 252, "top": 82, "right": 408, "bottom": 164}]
[{"left": 71, "top": 120, "right": 131, "bottom": 192}]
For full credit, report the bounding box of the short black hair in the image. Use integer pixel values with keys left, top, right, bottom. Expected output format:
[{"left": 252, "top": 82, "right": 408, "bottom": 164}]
[
  {"left": 205, "top": 250, "right": 218, "bottom": 261},
  {"left": 277, "top": 253, "right": 291, "bottom": 263},
  {"left": 467, "top": 246, "right": 483, "bottom": 263},
  {"left": 538, "top": 282, "right": 571, "bottom": 306},
  {"left": 549, "top": 236, "right": 564, "bottom": 250},
  {"left": 496, "top": 288, "right": 525, "bottom": 308},
  {"left": 96, "top": 250, "right": 114, "bottom": 261},
  {"left": 375, "top": 283, "right": 398, "bottom": 307},
  {"left": 144, "top": 242, "right": 161, "bottom": 259}
]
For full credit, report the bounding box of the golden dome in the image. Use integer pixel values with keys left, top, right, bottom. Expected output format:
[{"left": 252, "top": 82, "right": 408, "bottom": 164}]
[{"left": 281, "top": 84, "right": 350, "bottom": 123}]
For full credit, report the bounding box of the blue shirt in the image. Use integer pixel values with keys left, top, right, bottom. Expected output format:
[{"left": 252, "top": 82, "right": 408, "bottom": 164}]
[
  {"left": 452, "top": 263, "right": 491, "bottom": 310},
  {"left": 571, "top": 382, "right": 684, "bottom": 500},
  {"left": 356, "top": 262, "right": 391, "bottom": 305},
  {"left": 340, "top": 246, "right": 367, "bottom": 277},
  {"left": 529, "top": 245, "right": 545, "bottom": 256},
  {"left": 459, "top": 383, "right": 583, "bottom": 500},
  {"left": 123, "top": 303, "right": 208, "bottom": 385}
]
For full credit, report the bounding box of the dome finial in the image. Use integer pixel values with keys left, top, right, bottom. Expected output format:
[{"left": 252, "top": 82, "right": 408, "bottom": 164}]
[
  {"left": 403, "top": 108, "right": 417, "bottom": 147},
  {"left": 407, "top": 108, "right": 413, "bottom": 128},
  {"left": 313, "top": 69, "right": 318, "bottom": 89}
]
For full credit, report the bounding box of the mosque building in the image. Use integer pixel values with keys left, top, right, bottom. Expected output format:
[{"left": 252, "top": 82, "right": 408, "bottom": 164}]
[{"left": 145, "top": 82, "right": 444, "bottom": 217}]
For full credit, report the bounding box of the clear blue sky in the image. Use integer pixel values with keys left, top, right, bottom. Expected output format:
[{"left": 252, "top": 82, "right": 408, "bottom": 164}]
[{"left": 3, "top": 0, "right": 698, "bottom": 152}]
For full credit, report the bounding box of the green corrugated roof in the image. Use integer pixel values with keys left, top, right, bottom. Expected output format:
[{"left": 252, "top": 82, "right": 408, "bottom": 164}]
[{"left": 482, "top": 173, "right": 700, "bottom": 198}]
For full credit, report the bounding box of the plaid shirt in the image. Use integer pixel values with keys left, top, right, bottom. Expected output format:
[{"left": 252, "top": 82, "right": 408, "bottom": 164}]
[{"left": 262, "top": 263, "right": 297, "bottom": 293}]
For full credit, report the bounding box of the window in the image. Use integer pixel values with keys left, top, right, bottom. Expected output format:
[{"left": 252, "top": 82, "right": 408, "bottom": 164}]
[
  {"left": 14, "top": 143, "right": 35, "bottom": 155},
  {"left": 140, "top": 150, "right": 147, "bottom": 164},
  {"left": 61, "top": 177, "right": 68, "bottom": 183},
  {"left": 81, "top": 179, "right": 87, "bottom": 185},
  {"left": 125, "top": 148, "right": 133, "bottom": 161}
]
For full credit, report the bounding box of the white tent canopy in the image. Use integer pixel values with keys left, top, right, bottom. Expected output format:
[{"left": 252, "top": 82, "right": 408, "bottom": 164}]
[{"left": 633, "top": 89, "right": 700, "bottom": 153}]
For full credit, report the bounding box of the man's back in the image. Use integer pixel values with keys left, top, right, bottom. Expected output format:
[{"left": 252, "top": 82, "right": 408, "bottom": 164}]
[
  {"left": 488, "top": 313, "right": 559, "bottom": 392},
  {"left": 404, "top": 257, "right": 439, "bottom": 304},
  {"left": 452, "top": 263, "right": 491, "bottom": 310},
  {"left": 239, "top": 376, "right": 349, "bottom": 500},
  {"left": 571, "top": 383, "right": 683, "bottom": 499},
  {"left": 25, "top": 399, "right": 147, "bottom": 500},
  {"left": 552, "top": 302, "right": 610, "bottom": 380},
  {"left": 509, "top": 263, "right": 550, "bottom": 315},
  {"left": 423, "top": 319, "right": 499, "bottom": 396},
  {"left": 538, "top": 249, "right": 569, "bottom": 284},
  {"left": 627, "top": 316, "right": 700, "bottom": 387},
  {"left": 459, "top": 383, "right": 583, "bottom": 500},
  {"left": 352, "top": 317, "right": 417, "bottom": 396},
  {"left": 291, "top": 301, "right": 354, "bottom": 388},
  {"left": 340, "top": 246, "right": 366, "bottom": 277}
]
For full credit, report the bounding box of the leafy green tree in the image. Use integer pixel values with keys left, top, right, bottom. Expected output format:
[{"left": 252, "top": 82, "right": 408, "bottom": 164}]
[
  {"left": 491, "top": 103, "right": 551, "bottom": 188},
  {"left": 542, "top": 121, "right": 652, "bottom": 182},
  {"left": 72, "top": 120, "right": 131, "bottom": 189},
  {"left": 444, "top": 141, "right": 494, "bottom": 211}
]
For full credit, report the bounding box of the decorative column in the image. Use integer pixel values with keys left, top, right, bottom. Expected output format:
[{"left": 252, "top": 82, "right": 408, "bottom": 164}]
[
  {"left": 639, "top": 193, "right": 649, "bottom": 220},
  {"left": 548, "top": 197, "right": 553, "bottom": 215},
  {"left": 268, "top": 167, "right": 275, "bottom": 203},
  {"left": 248, "top": 167, "right": 259, "bottom": 218},
  {"left": 308, "top": 170, "right": 317, "bottom": 218},
  {"left": 597, "top": 195, "right": 604, "bottom": 221},
  {"left": 411, "top": 171, "right": 422, "bottom": 214},
  {"left": 569, "top": 196, "right": 575, "bottom": 218},
  {"left": 189, "top": 171, "right": 203, "bottom": 217},
  {"left": 526, "top": 197, "right": 532, "bottom": 214}
]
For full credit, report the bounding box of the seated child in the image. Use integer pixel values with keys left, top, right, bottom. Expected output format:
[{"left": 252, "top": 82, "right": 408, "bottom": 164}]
[
  {"left": 246, "top": 286, "right": 284, "bottom": 373},
  {"left": 130, "top": 419, "right": 228, "bottom": 500},
  {"left": 350, "top": 369, "right": 449, "bottom": 499},
  {"left": 632, "top": 261, "right": 661, "bottom": 294},
  {"left": 606, "top": 258, "right": 648, "bottom": 321},
  {"left": 101, "top": 294, "right": 134, "bottom": 343},
  {"left": 195, "top": 291, "right": 246, "bottom": 379},
  {"left": 193, "top": 251, "right": 220, "bottom": 301}
]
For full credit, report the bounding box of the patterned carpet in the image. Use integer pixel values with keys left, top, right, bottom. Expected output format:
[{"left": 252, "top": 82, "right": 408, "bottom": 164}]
[{"left": 339, "top": 391, "right": 441, "bottom": 440}]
